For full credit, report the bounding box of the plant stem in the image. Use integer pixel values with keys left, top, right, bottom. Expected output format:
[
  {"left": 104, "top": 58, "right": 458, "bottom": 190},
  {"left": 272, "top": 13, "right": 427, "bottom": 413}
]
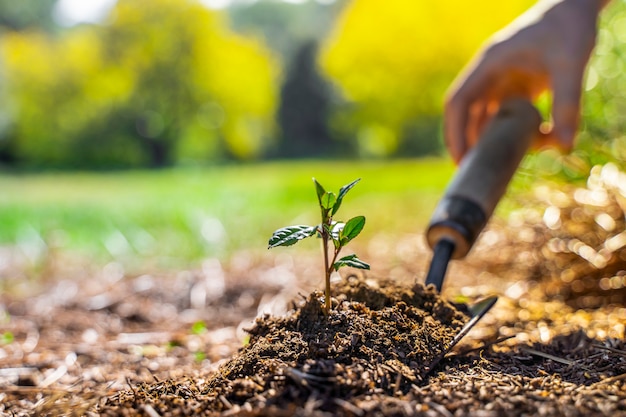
[
  {"left": 321, "top": 227, "right": 331, "bottom": 315},
  {"left": 324, "top": 246, "right": 343, "bottom": 316},
  {"left": 328, "top": 248, "right": 340, "bottom": 277}
]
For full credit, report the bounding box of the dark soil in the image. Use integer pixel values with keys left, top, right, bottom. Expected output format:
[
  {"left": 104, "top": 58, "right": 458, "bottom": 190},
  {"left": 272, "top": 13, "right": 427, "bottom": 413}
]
[
  {"left": 1, "top": 250, "right": 625, "bottom": 416},
  {"left": 101, "top": 275, "right": 469, "bottom": 415},
  {"left": 96, "top": 274, "right": 626, "bottom": 417},
  {"left": 159, "top": 277, "right": 465, "bottom": 414}
]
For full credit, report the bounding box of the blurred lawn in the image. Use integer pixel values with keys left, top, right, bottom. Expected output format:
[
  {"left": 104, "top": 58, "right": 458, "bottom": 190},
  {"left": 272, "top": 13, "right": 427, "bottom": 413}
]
[{"left": 0, "top": 159, "right": 460, "bottom": 270}]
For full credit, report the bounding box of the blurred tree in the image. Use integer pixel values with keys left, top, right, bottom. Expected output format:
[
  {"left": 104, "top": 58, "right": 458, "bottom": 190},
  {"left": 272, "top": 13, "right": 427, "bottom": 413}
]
[
  {"left": 0, "top": 30, "right": 95, "bottom": 167},
  {"left": 579, "top": 1, "right": 626, "bottom": 165},
  {"left": 321, "top": 0, "right": 534, "bottom": 158},
  {"left": 228, "top": 0, "right": 347, "bottom": 58},
  {"left": 0, "top": 0, "right": 278, "bottom": 168},
  {"left": 230, "top": 1, "right": 349, "bottom": 160},
  {"left": 0, "top": 0, "right": 58, "bottom": 32},
  {"left": 275, "top": 40, "right": 335, "bottom": 158},
  {"left": 0, "top": 0, "right": 58, "bottom": 165}
]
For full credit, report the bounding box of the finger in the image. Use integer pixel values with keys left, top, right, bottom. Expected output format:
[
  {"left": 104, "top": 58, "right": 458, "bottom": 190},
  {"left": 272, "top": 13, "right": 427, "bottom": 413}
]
[
  {"left": 549, "top": 68, "right": 584, "bottom": 151},
  {"left": 466, "top": 99, "right": 488, "bottom": 149},
  {"left": 445, "top": 57, "right": 500, "bottom": 163},
  {"left": 444, "top": 87, "right": 471, "bottom": 164}
]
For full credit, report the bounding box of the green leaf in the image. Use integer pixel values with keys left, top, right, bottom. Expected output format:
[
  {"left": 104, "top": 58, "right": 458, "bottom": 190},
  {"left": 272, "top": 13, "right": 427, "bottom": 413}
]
[
  {"left": 268, "top": 225, "right": 318, "bottom": 248},
  {"left": 333, "top": 254, "right": 370, "bottom": 271},
  {"left": 313, "top": 178, "right": 326, "bottom": 209},
  {"left": 332, "top": 178, "right": 360, "bottom": 215},
  {"left": 340, "top": 215, "right": 365, "bottom": 245},
  {"left": 321, "top": 192, "right": 336, "bottom": 211}
]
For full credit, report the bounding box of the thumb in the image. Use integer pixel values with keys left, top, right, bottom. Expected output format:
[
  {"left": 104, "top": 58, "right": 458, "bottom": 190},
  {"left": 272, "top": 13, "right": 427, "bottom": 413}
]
[{"left": 550, "top": 71, "right": 583, "bottom": 151}]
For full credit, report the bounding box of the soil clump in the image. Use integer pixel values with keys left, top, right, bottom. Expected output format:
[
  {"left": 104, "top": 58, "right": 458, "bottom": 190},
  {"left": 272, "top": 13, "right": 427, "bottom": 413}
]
[{"left": 104, "top": 275, "right": 469, "bottom": 415}]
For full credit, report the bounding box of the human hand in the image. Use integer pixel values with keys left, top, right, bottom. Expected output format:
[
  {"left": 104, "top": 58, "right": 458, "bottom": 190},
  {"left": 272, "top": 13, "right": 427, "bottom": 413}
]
[{"left": 444, "top": 0, "right": 608, "bottom": 164}]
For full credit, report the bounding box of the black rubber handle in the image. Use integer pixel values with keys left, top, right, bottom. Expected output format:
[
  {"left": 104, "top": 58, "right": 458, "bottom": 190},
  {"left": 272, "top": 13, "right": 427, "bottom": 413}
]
[{"left": 427, "top": 98, "right": 542, "bottom": 259}]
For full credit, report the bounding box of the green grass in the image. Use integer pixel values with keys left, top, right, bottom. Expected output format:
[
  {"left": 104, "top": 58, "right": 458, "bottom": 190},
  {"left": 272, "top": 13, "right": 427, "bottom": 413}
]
[{"left": 0, "top": 158, "right": 458, "bottom": 270}]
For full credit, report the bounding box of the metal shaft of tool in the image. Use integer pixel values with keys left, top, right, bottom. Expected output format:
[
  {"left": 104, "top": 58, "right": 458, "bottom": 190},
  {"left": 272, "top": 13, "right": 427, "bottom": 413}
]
[
  {"left": 424, "top": 238, "right": 455, "bottom": 292},
  {"left": 425, "top": 295, "right": 498, "bottom": 376}
]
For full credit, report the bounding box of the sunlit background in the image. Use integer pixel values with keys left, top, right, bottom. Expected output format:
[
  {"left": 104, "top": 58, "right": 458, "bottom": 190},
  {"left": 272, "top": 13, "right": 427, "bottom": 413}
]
[
  {"left": 0, "top": 0, "right": 625, "bottom": 277},
  {"left": 2, "top": 3, "right": 626, "bottom": 414}
]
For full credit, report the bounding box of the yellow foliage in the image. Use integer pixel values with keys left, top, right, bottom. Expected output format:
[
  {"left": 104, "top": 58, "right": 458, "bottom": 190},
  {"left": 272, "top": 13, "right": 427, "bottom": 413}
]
[
  {"left": 1, "top": 31, "right": 57, "bottom": 86},
  {"left": 222, "top": 118, "right": 267, "bottom": 160},
  {"left": 357, "top": 124, "right": 397, "bottom": 157},
  {"left": 0, "top": 0, "right": 279, "bottom": 165},
  {"left": 321, "top": 0, "right": 535, "bottom": 155},
  {"left": 106, "top": 0, "right": 279, "bottom": 160}
]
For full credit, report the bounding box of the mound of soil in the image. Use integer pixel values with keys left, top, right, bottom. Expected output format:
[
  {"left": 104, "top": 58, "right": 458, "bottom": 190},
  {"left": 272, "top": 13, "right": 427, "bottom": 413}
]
[
  {"left": 104, "top": 275, "right": 470, "bottom": 415},
  {"left": 211, "top": 276, "right": 467, "bottom": 405}
]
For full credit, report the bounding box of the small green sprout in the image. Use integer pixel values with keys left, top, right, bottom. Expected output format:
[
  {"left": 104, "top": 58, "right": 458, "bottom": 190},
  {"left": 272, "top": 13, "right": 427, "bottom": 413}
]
[
  {"left": 268, "top": 178, "right": 370, "bottom": 315},
  {"left": 1, "top": 331, "right": 14, "bottom": 345},
  {"left": 191, "top": 321, "right": 208, "bottom": 335}
]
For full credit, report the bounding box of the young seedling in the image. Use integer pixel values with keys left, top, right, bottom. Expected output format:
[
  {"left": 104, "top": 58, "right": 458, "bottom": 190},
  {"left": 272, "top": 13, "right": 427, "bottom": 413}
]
[{"left": 268, "top": 178, "right": 370, "bottom": 315}]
